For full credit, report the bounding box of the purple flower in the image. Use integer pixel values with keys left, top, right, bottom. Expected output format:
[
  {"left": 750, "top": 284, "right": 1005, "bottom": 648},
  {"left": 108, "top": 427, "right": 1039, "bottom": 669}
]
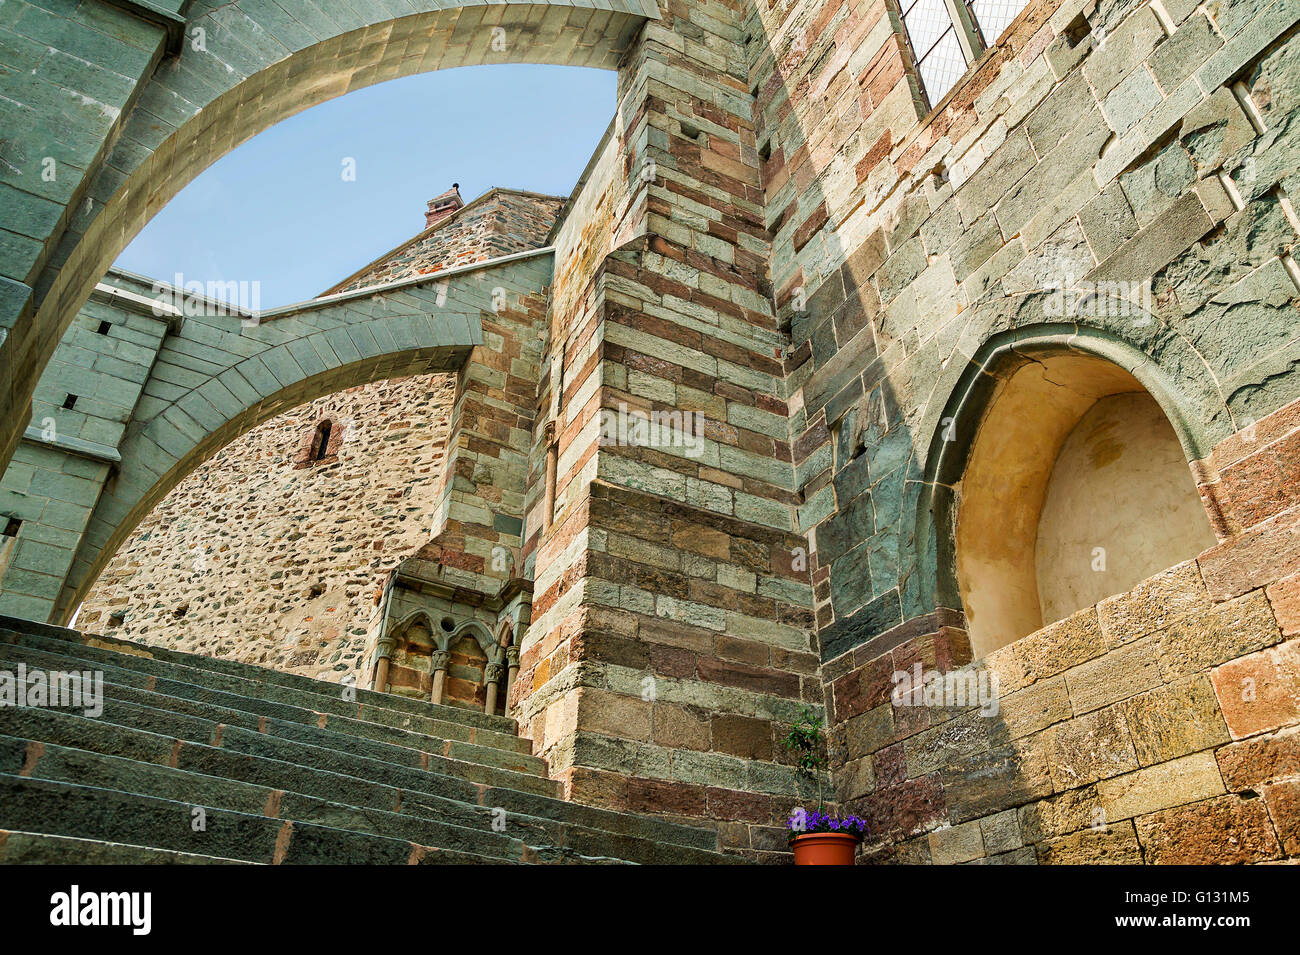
[{"left": 786, "top": 806, "right": 868, "bottom": 839}]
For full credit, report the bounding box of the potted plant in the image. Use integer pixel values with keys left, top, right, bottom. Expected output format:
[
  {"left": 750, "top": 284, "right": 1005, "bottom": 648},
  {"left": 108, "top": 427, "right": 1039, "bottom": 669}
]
[{"left": 783, "top": 706, "right": 866, "bottom": 865}]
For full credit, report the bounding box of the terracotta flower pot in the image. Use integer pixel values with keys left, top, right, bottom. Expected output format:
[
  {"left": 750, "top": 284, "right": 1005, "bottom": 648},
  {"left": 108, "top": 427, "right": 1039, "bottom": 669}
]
[{"left": 791, "top": 832, "right": 861, "bottom": 865}]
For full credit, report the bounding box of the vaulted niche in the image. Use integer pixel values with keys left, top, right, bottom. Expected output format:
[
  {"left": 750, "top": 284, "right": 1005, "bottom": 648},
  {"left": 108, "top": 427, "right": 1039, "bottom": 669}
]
[{"left": 956, "top": 353, "right": 1216, "bottom": 658}]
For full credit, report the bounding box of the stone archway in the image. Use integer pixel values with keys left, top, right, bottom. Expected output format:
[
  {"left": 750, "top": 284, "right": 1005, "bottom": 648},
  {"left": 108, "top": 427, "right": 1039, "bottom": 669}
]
[{"left": 0, "top": 0, "right": 657, "bottom": 480}]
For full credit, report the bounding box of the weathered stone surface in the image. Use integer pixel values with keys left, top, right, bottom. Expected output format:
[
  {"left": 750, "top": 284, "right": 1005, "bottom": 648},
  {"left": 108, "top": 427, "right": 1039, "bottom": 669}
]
[
  {"left": 1087, "top": 191, "right": 1215, "bottom": 282},
  {"left": 1266, "top": 573, "right": 1300, "bottom": 637},
  {"left": 1048, "top": 706, "right": 1139, "bottom": 789},
  {"left": 1216, "top": 726, "right": 1300, "bottom": 791},
  {"left": 1018, "top": 785, "right": 1100, "bottom": 843},
  {"left": 1097, "top": 559, "right": 1210, "bottom": 643},
  {"left": 1096, "top": 752, "right": 1226, "bottom": 821},
  {"left": 1210, "top": 639, "right": 1300, "bottom": 739},
  {"left": 1198, "top": 507, "right": 1300, "bottom": 601},
  {"left": 81, "top": 375, "right": 458, "bottom": 682},
  {"left": 1156, "top": 591, "right": 1282, "bottom": 680},
  {"left": 1134, "top": 794, "right": 1282, "bottom": 864},
  {"left": 1035, "top": 821, "right": 1144, "bottom": 864},
  {"left": 1083, "top": 6, "right": 1166, "bottom": 97},
  {"left": 928, "top": 819, "right": 985, "bottom": 864},
  {"left": 978, "top": 807, "right": 1024, "bottom": 854},
  {"left": 1015, "top": 607, "right": 1111, "bottom": 685},
  {"left": 1119, "top": 675, "right": 1231, "bottom": 765},
  {"left": 997, "top": 677, "right": 1072, "bottom": 739},
  {"left": 1264, "top": 780, "right": 1300, "bottom": 855},
  {"left": 1064, "top": 637, "right": 1162, "bottom": 714},
  {"left": 1148, "top": 12, "right": 1221, "bottom": 92}
]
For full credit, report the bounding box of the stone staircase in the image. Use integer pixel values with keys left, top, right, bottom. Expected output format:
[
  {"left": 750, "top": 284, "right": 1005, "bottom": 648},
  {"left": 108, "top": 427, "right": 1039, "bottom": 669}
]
[{"left": 0, "top": 617, "right": 736, "bottom": 864}]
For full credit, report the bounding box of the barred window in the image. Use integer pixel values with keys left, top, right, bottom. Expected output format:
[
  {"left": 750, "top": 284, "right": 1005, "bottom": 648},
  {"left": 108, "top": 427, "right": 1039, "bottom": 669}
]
[{"left": 900, "top": 0, "right": 1031, "bottom": 107}]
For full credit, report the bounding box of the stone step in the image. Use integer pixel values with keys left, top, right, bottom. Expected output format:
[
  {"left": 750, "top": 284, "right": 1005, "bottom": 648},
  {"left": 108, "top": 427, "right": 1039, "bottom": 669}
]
[
  {"left": 0, "top": 638, "right": 543, "bottom": 775},
  {"left": 0, "top": 705, "right": 721, "bottom": 855},
  {"left": 0, "top": 687, "right": 561, "bottom": 799},
  {"left": 0, "top": 775, "right": 628, "bottom": 865},
  {"left": 0, "top": 616, "right": 516, "bottom": 734},
  {"left": 0, "top": 829, "right": 256, "bottom": 864},
  {"left": 0, "top": 624, "right": 527, "bottom": 751},
  {"left": 0, "top": 616, "right": 736, "bottom": 863},
  {"left": 0, "top": 733, "right": 732, "bottom": 865}
]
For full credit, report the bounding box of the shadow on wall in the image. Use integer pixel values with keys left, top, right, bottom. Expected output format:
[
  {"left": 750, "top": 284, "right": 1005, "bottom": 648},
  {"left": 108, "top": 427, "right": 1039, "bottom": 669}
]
[{"left": 759, "top": 0, "right": 1300, "bottom": 858}]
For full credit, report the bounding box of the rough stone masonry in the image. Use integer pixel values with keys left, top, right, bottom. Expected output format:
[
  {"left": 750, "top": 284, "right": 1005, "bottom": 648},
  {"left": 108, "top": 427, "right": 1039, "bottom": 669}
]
[{"left": 0, "top": 0, "right": 1297, "bottom": 862}]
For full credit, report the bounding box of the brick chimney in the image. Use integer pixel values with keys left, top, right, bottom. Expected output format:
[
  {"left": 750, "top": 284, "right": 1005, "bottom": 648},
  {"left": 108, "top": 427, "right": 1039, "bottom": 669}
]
[{"left": 424, "top": 183, "right": 464, "bottom": 229}]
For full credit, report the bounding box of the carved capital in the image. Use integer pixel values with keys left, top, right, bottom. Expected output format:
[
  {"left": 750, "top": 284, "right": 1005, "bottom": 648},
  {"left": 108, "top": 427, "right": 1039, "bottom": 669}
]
[
  {"left": 375, "top": 636, "right": 397, "bottom": 659},
  {"left": 484, "top": 662, "right": 505, "bottom": 683},
  {"left": 505, "top": 645, "right": 520, "bottom": 668},
  {"left": 430, "top": 650, "right": 451, "bottom": 672}
]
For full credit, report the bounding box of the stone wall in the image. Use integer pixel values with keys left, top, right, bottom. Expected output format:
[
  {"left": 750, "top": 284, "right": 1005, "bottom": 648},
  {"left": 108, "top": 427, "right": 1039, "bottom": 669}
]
[
  {"left": 825, "top": 397, "right": 1299, "bottom": 863},
  {"left": 744, "top": 0, "right": 1300, "bottom": 862},
  {"left": 759, "top": 0, "right": 1300, "bottom": 654},
  {"left": 77, "top": 374, "right": 455, "bottom": 682}
]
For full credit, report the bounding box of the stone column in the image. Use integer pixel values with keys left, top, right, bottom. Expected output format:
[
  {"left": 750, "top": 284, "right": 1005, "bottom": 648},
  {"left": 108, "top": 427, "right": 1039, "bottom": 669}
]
[
  {"left": 483, "top": 661, "right": 505, "bottom": 716},
  {"left": 372, "top": 636, "right": 396, "bottom": 693},
  {"left": 504, "top": 646, "right": 520, "bottom": 710},
  {"left": 429, "top": 650, "right": 450, "bottom": 706}
]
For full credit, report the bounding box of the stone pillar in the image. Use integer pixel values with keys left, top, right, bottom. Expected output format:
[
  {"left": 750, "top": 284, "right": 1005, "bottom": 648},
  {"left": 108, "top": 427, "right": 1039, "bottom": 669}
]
[
  {"left": 483, "top": 662, "right": 505, "bottom": 716},
  {"left": 429, "top": 650, "right": 450, "bottom": 706},
  {"left": 504, "top": 645, "right": 520, "bottom": 710},
  {"left": 510, "top": 0, "right": 822, "bottom": 857},
  {"left": 542, "top": 421, "right": 558, "bottom": 532},
  {"left": 372, "top": 636, "right": 396, "bottom": 693},
  {"left": 417, "top": 273, "right": 550, "bottom": 596}
]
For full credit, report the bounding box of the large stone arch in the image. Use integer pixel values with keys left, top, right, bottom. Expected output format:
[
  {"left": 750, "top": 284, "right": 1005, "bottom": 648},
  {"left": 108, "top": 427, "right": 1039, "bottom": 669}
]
[
  {"left": 0, "top": 0, "right": 657, "bottom": 481},
  {"left": 912, "top": 312, "right": 1231, "bottom": 639},
  {"left": 54, "top": 248, "right": 554, "bottom": 620}
]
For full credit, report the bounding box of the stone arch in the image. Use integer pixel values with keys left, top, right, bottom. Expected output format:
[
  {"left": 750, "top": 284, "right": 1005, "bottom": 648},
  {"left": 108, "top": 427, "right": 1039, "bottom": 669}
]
[
  {"left": 53, "top": 251, "right": 552, "bottom": 621},
  {"left": 914, "top": 317, "right": 1228, "bottom": 655},
  {"left": 0, "top": 0, "right": 657, "bottom": 481},
  {"left": 442, "top": 618, "right": 501, "bottom": 664},
  {"left": 392, "top": 609, "right": 439, "bottom": 644}
]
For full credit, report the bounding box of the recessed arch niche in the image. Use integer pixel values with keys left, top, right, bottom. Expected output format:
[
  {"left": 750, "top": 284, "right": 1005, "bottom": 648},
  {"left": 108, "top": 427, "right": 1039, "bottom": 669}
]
[{"left": 955, "top": 351, "right": 1216, "bottom": 658}]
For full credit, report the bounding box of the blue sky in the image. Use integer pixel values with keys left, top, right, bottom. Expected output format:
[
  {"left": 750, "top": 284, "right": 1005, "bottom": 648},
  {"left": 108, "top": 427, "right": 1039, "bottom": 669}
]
[{"left": 116, "top": 65, "right": 616, "bottom": 309}]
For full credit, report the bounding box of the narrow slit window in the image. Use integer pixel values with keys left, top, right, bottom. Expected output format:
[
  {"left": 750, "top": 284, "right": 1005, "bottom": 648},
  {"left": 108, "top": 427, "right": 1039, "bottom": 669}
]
[{"left": 312, "top": 420, "right": 332, "bottom": 462}]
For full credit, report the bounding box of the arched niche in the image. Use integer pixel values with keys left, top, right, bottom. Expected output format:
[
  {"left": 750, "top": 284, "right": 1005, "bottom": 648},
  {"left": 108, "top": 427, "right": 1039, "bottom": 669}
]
[{"left": 954, "top": 351, "right": 1215, "bottom": 657}]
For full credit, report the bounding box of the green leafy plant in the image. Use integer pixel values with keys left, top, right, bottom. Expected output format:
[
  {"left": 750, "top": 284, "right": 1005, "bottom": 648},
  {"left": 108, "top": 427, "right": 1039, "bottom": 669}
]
[{"left": 784, "top": 706, "right": 827, "bottom": 807}]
